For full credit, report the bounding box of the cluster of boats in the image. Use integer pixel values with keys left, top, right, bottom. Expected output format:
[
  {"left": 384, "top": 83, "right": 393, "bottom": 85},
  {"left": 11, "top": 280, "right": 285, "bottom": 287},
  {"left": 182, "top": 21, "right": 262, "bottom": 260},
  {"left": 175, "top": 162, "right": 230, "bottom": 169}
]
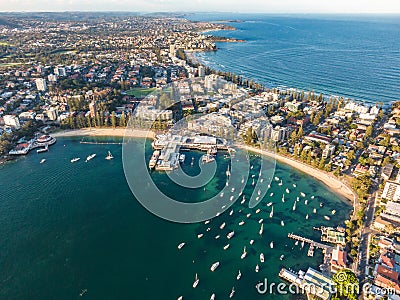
[
  {"left": 70, "top": 151, "right": 113, "bottom": 163},
  {"left": 175, "top": 162, "right": 337, "bottom": 300}
]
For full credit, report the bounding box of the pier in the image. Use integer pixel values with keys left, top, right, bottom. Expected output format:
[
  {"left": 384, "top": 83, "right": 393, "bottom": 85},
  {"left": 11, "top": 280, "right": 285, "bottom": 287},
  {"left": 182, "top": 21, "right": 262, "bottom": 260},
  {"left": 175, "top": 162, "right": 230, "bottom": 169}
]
[{"left": 288, "top": 233, "right": 332, "bottom": 256}]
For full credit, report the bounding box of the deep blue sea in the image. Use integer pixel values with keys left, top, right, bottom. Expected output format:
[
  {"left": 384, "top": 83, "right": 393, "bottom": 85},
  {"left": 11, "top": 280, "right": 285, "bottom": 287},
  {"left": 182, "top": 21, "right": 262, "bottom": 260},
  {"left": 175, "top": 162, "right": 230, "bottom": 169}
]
[{"left": 189, "top": 14, "right": 400, "bottom": 105}]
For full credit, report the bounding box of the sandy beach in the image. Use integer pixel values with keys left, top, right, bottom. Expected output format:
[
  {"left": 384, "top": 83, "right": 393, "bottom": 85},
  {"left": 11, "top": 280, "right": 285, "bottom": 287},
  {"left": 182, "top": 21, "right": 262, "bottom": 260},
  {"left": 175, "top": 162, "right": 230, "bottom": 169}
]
[
  {"left": 240, "top": 145, "right": 356, "bottom": 203},
  {"left": 51, "top": 128, "right": 355, "bottom": 204},
  {"left": 51, "top": 128, "right": 155, "bottom": 139}
]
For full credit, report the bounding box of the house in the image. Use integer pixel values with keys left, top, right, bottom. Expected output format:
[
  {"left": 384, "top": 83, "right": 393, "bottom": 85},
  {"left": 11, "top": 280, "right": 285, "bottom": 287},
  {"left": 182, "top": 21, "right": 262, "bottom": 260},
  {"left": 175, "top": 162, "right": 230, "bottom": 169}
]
[{"left": 330, "top": 246, "right": 347, "bottom": 273}]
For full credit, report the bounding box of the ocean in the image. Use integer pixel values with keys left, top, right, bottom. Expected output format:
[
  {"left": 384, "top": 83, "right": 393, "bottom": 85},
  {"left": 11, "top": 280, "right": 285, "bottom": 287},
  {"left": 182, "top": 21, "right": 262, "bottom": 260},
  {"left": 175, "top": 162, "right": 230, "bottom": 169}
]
[
  {"left": 0, "top": 137, "right": 351, "bottom": 299},
  {"left": 188, "top": 13, "right": 400, "bottom": 106}
]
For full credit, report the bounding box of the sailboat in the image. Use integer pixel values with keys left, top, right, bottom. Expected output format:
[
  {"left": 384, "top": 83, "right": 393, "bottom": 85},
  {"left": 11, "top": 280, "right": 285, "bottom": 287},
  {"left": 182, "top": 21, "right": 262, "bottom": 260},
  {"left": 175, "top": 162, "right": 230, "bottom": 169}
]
[
  {"left": 270, "top": 192, "right": 274, "bottom": 197},
  {"left": 300, "top": 192, "right": 306, "bottom": 197},
  {"left": 278, "top": 180, "right": 283, "bottom": 186},
  {"left": 259, "top": 223, "right": 264, "bottom": 235},
  {"left": 178, "top": 242, "right": 185, "bottom": 250},
  {"left": 293, "top": 183, "right": 297, "bottom": 188},
  {"left": 210, "top": 294, "right": 215, "bottom": 300},
  {"left": 239, "top": 220, "right": 245, "bottom": 226},
  {"left": 256, "top": 208, "right": 261, "bottom": 214},
  {"left": 227, "top": 231, "right": 235, "bottom": 239},
  {"left": 281, "top": 220, "right": 285, "bottom": 226},
  {"left": 250, "top": 239, "right": 254, "bottom": 245},
  {"left": 193, "top": 273, "right": 199, "bottom": 288},
  {"left": 229, "top": 287, "right": 235, "bottom": 298},
  {"left": 252, "top": 179, "right": 255, "bottom": 186},
  {"left": 236, "top": 270, "right": 242, "bottom": 280},
  {"left": 257, "top": 189, "right": 261, "bottom": 196},
  {"left": 306, "top": 214, "right": 309, "bottom": 220},
  {"left": 210, "top": 262, "right": 220, "bottom": 272},
  {"left": 258, "top": 218, "right": 263, "bottom": 224},
  {"left": 282, "top": 194, "right": 285, "bottom": 203},
  {"left": 241, "top": 246, "right": 247, "bottom": 259},
  {"left": 255, "top": 264, "right": 259, "bottom": 272},
  {"left": 230, "top": 209, "right": 234, "bottom": 216},
  {"left": 220, "top": 222, "right": 226, "bottom": 230},
  {"left": 286, "top": 188, "right": 290, "bottom": 194},
  {"left": 305, "top": 199, "right": 308, "bottom": 205},
  {"left": 270, "top": 241, "right": 274, "bottom": 249},
  {"left": 267, "top": 202, "right": 273, "bottom": 206},
  {"left": 270, "top": 206, "right": 274, "bottom": 218},
  {"left": 292, "top": 200, "right": 296, "bottom": 211},
  {"left": 105, "top": 151, "right": 114, "bottom": 160},
  {"left": 224, "top": 244, "right": 230, "bottom": 250},
  {"left": 313, "top": 208, "right": 317, "bottom": 214},
  {"left": 241, "top": 196, "right": 246, "bottom": 204},
  {"left": 260, "top": 253, "right": 265, "bottom": 263}
]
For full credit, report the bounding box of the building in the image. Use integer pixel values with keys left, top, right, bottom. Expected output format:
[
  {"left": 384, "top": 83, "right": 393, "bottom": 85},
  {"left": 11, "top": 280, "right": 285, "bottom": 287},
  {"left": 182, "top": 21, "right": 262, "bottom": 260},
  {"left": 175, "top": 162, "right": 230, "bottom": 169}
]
[
  {"left": 89, "top": 101, "right": 97, "bottom": 117},
  {"left": 322, "top": 144, "right": 336, "bottom": 159},
  {"left": 46, "top": 108, "right": 58, "bottom": 121},
  {"left": 54, "top": 67, "right": 66, "bottom": 77},
  {"left": 169, "top": 44, "right": 176, "bottom": 57},
  {"left": 198, "top": 65, "right": 205, "bottom": 77},
  {"left": 382, "top": 181, "right": 400, "bottom": 202},
  {"left": 3, "top": 115, "right": 21, "bottom": 129},
  {"left": 382, "top": 163, "right": 395, "bottom": 181},
  {"left": 330, "top": 246, "right": 347, "bottom": 273},
  {"left": 35, "top": 78, "right": 47, "bottom": 91},
  {"left": 284, "top": 100, "right": 302, "bottom": 112}
]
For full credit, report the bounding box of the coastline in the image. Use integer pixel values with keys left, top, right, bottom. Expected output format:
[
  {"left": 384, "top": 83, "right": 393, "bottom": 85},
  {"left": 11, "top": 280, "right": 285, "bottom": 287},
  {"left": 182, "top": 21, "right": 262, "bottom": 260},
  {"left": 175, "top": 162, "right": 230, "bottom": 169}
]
[
  {"left": 51, "top": 128, "right": 355, "bottom": 205},
  {"left": 239, "top": 145, "right": 356, "bottom": 204}
]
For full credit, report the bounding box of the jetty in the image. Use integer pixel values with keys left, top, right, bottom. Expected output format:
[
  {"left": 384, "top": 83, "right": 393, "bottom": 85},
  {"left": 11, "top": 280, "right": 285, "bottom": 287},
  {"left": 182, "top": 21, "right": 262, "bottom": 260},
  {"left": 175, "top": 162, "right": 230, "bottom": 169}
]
[{"left": 288, "top": 233, "right": 333, "bottom": 257}]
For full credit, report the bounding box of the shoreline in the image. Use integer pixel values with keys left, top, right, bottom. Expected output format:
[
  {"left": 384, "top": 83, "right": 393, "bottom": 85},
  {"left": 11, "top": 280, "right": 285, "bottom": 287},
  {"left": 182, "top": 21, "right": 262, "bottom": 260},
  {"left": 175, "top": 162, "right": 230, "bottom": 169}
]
[{"left": 51, "top": 128, "right": 355, "bottom": 205}]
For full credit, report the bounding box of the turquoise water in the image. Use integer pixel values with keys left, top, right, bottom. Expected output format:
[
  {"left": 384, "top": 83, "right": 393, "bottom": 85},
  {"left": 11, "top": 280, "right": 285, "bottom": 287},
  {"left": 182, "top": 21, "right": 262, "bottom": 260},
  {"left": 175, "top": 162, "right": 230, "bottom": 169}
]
[
  {"left": 0, "top": 137, "right": 351, "bottom": 299},
  {"left": 189, "top": 14, "right": 400, "bottom": 105}
]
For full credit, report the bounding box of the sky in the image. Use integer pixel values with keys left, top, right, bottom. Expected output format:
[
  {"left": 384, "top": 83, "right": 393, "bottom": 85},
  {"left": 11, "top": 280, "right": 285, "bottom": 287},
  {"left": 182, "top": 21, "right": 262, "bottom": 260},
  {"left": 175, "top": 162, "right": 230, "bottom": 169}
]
[{"left": 1, "top": 0, "right": 400, "bottom": 13}]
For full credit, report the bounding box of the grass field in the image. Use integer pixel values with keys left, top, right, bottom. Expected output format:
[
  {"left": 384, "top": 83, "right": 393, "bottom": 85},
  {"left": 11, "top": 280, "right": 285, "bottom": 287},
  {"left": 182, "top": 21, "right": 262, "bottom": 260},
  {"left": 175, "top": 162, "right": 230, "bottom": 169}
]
[{"left": 126, "top": 87, "right": 157, "bottom": 98}]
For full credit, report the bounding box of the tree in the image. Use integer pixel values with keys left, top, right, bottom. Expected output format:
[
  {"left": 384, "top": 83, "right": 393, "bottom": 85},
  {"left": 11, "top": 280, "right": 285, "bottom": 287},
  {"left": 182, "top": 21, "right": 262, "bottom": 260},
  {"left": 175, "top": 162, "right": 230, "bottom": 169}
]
[
  {"left": 332, "top": 270, "right": 359, "bottom": 300},
  {"left": 119, "top": 112, "right": 126, "bottom": 127},
  {"left": 297, "top": 126, "right": 304, "bottom": 140},
  {"left": 382, "top": 156, "right": 392, "bottom": 167},
  {"left": 365, "top": 125, "right": 373, "bottom": 139},
  {"left": 111, "top": 111, "right": 117, "bottom": 128}
]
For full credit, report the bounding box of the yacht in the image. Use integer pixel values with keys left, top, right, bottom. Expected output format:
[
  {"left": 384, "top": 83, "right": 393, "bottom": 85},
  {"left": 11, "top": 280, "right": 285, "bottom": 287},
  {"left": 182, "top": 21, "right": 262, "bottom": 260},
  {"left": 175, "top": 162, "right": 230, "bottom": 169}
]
[
  {"left": 246, "top": 213, "right": 251, "bottom": 218},
  {"left": 260, "top": 253, "right": 265, "bottom": 263},
  {"left": 332, "top": 210, "right": 336, "bottom": 215},
  {"left": 71, "top": 157, "right": 80, "bottom": 163},
  {"left": 193, "top": 273, "right": 199, "bottom": 288},
  {"left": 306, "top": 214, "right": 309, "bottom": 220},
  {"left": 229, "top": 287, "right": 235, "bottom": 298},
  {"left": 205, "top": 220, "right": 210, "bottom": 225},
  {"left": 230, "top": 195, "right": 234, "bottom": 201},
  {"left": 278, "top": 180, "right": 283, "bottom": 186},
  {"left": 238, "top": 221, "right": 245, "bottom": 226},
  {"left": 179, "top": 154, "right": 185, "bottom": 163},
  {"left": 255, "top": 264, "right": 259, "bottom": 272},
  {"left": 282, "top": 194, "right": 285, "bottom": 203},
  {"left": 286, "top": 188, "right": 290, "bottom": 194},
  {"left": 236, "top": 270, "right": 242, "bottom": 280},
  {"left": 210, "top": 294, "right": 215, "bottom": 300},
  {"left": 305, "top": 199, "right": 308, "bottom": 205},
  {"left": 313, "top": 208, "right": 317, "bottom": 214},
  {"left": 300, "top": 192, "right": 306, "bottom": 197},
  {"left": 270, "top": 193, "right": 274, "bottom": 197},
  {"left": 227, "top": 231, "right": 235, "bottom": 239},
  {"left": 324, "top": 215, "right": 331, "bottom": 221},
  {"left": 252, "top": 179, "right": 255, "bottom": 186},
  {"left": 85, "top": 153, "right": 96, "bottom": 162},
  {"left": 274, "top": 176, "right": 279, "bottom": 181},
  {"left": 293, "top": 183, "right": 297, "bottom": 188},
  {"left": 40, "top": 158, "right": 46, "bottom": 164},
  {"left": 255, "top": 208, "right": 261, "bottom": 214},
  {"left": 197, "top": 233, "right": 204, "bottom": 239},
  {"left": 249, "top": 239, "right": 254, "bottom": 245},
  {"left": 270, "top": 241, "right": 274, "bottom": 249},
  {"left": 215, "top": 235, "right": 220, "bottom": 239},
  {"left": 220, "top": 192, "right": 224, "bottom": 198},
  {"left": 281, "top": 220, "right": 285, "bottom": 227},
  {"left": 178, "top": 297, "right": 183, "bottom": 300},
  {"left": 280, "top": 255, "right": 285, "bottom": 261},
  {"left": 292, "top": 200, "right": 296, "bottom": 211},
  {"left": 210, "top": 262, "right": 220, "bottom": 272},
  {"left": 270, "top": 206, "right": 274, "bottom": 218},
  {"left": 105, "top": 151, "right": 114, "bottom": 160},
  {"left": 259, "top": 223, "right": 264, "bottom": 235},
  {"left": 257, "top": 189, "right": 261, "bottom": 196},
  {"left": 258, "top": 218, "right": 263, "bottom": 224},
  {"left": 241, "top": 196, "right": 246, "bottom": 204},
  {"left": 223, "top": 244, "right": 230, "bottom": 250},
  {"left": 229, "top": 209, "right": 234, "bottom": 216},
  {"left": 311, "top": 195, "right": 315, "bottom": 199},
  {"left": 178, "top": 242, "right": 185, "bottom": 250},
  {"left": 241, "top": 246, "right": 247, "bottom": 259},
  {"left": 79, "top": 289, "right": 87, "bottom": 297},
  {"left": 220, "top": 222, "right": 226, "bottom": 230},
  {"left": 267, "top": 202, "right": 273, "bottom": 207}
]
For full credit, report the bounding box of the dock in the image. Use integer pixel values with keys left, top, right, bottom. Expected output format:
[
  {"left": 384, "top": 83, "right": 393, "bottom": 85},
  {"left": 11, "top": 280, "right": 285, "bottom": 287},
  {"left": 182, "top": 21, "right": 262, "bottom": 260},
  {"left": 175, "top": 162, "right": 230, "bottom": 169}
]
[{"left": 288, "top": 233, "right": 332, "bottom": 256}]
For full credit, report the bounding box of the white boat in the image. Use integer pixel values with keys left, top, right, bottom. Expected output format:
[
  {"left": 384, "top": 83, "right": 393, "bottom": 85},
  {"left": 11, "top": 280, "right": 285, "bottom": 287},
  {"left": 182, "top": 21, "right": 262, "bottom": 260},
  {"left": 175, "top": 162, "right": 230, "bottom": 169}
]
[
  {"left": 210, "top": 262, "right": 220, "bottom": 272},
  {"left": 301, "top": 241, "right": 305, "bottom": 248},
  {"left": 215, "top": 235, "right": 220, "bottom": 239},
  {"left": 270, "top": 193, "right": 274, "bottom": 197},
  {"left": 178, "top": 242, "right": 185, "bottom": 250},
  {"left": 230, "top": 195, "right": 234, "bottom": 201},
  {"left": 236, "top": 270, "right": 241, "bottom": 280},
  {"left": 246, "top": 213, "right": 251, "bottom": 218},
  {"left": 306, "top": 214, "right": 309, "bottom": 220},
  {"left": 249, "top": 239, "right": 254, "bottom": 245},
  {"left": 300, "top": 192, "right": 306, "bottom": 197},
  {"left": 205, "top": 220, "right": 210, "bottom": 225},
  {"left": 256, "top": 196, "right": 260, "bottom": 201},
  {"left": 293, "top": 183, "right": 297, "bottom": 188},
  {"left": 292, "top": 200, "right": 296, "bottom": 211},
  {"left": 238, "top": 221, "right": 245, "bottom": 226},
  {"left": 241, "top": 177, "right": 245, "bottom": 183},
  {"left": 274, "top": 176, "right": 279, "bottom": 181},
  {"left": 229, "top": 209, "right": 234, "bottom": 216},
  {"left": 197, "top": 233, "right": 204, "bottom": 239},
  {"left": 179, "top": 154, "right": 185, "bottom": 163},
  {"left": 270, "top": 206, "right": 274, "bottom": 218},
  {"left": 281, "top": 220, "right": 285, "bottom": 226},
  {"left": 282, "top": 194, "right": 285, "bottom": 203},
  {"left": 220, "top": 192, "right": 224, "bottom": 198},
  {"left": 270, "top": 241, "right": 274, "bottom": 249},
  {"left": 295, "top": 241, "right": 298, "bottom": 246},
  {"left": 311, "top": 195, "right": 315, "bottom": 199},
  {"left": 40, "top": 158, "right": 46, "bottom": 164},
  {"left": 105, "top": 151, "right": 114, "bottom": 160},
  {"left": 280, "top": 255, "right": 284, "bottom": 261},
  {"left": 255, "top": 264, "right": 259, "bottom": 272},
  {"left": 320, "top": 203, "right": 323, "bottom": 207},
  {"left": 305, "top": 200, "right": 308, "bottom": 205},
  {"left": 252, "top": 179, "right": 255, "bottom": 186},
  {"left": 231, "top": 187, "right": 235, "bottom": 192},
  {"left": 324, "top": 215, "right": 331, "bottom": 220},
  {"left": 193, "top": 273, "right": 199, "bottom": 288},
  {"left": 257, "top": 189, "right": 261, "bottom": 195},
  {"left": 226, "top": 181, "right": 229, "bottom": 187},
  {"left": 278, "top": 180, "right": 283, "bottom": 186},
  {"left": 70, "top": 157, "right": 80, "bottom": 163},
  {"left": 258, "top": 218, "right": 263, "bottom": 224},
  {"left": 332, "top": 210, "right": 336, "bottom": 215},
  {"left": 255, "top": 208, "right": 261, "bottom": 214},
  {"left": 286, "top": 188, "right": 290, "bottom": 194},
  {"left": 79, "top": 289, "right": 87, "bottom": 297},
  {"left": 240, "top": 246, "right": 247, "bottom": 259},
  {"left": 259, "top": 223, "right": 264, "bottom": 235},
  {"left": 227, "top": 231, "right": 235, "bottom": 239},
  {"left": 85, "top": 153, "right": 96, "bottom": 162},
  {"left": 313, "top": 208, "right": 317, "bottom": 214},
  {"left": 229, "top": 287, "right": 235, "bottom": 298},
  {"left": 206, "top": 227, "right": 211, "bottom": 232},
  {"left": 220, "top": 222, "right": 226, "bottom": 230},
  {"left": 240, "top": 196, "right": 246, "bottom": 204},
  {"left": 260, "top": 253, "right": 264, "bottom": 263},
  {"left": 210, "top": 294, "right": 215, "bottom": 300},
  {"left": 267, "top": 202, "right": 273, "bottom": 207},
  {"left": 223, "top": 244, "right": 230, "bottom": 250}
]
